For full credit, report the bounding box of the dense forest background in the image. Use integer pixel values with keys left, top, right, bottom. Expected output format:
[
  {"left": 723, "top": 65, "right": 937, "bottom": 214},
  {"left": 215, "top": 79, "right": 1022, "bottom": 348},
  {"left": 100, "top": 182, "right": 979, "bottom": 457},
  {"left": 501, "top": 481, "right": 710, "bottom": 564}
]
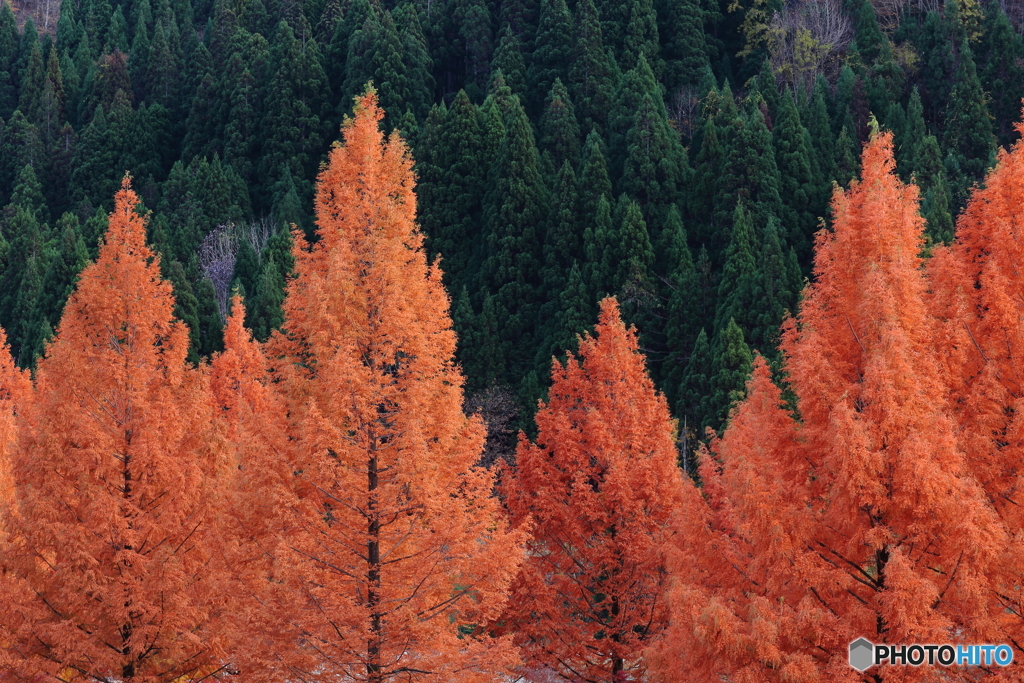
[{"left": 0, "top": 0, "right": 1020, "bottom": 453}]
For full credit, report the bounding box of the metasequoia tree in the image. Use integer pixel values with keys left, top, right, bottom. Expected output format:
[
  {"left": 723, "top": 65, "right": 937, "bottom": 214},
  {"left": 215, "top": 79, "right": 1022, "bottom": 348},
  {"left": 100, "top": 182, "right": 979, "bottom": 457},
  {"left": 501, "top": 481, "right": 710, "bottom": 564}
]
[
  {"left": 0, "top": 180, "right": 231, "bottom": 683},
  {"left": 242, "top": 90, "right": 525, "bottom": 683},
  {"left": 926, "top": 121, "right": 1024, "bottom": 653},
  {"left": 502, "top": 297, "right": 694, "bottom": 682},
  {"left": 0, "top": 328, "right": 31, "bottom": 672},
  {"left": 651, "top": 132, "right": 1006, "bottom": 682}
]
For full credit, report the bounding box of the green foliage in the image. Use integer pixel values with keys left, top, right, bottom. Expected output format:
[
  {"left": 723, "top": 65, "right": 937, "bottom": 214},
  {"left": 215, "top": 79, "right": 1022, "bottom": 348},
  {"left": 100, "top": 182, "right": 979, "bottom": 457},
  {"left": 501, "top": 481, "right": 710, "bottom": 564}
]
[
  {"left": 709, "top": 317, "right": 753, "bottom": 432},
  {"left": 567, "top": 0, "right": 619, "bottom": 134},
  {"left": 481, "top": 83, "right": 549, "bottom": 384}
]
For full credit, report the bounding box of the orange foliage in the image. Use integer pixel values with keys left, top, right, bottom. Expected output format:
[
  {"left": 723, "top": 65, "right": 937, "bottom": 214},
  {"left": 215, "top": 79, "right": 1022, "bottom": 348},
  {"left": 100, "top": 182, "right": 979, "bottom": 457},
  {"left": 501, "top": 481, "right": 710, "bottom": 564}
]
[
  {"left": 926, "top": 120, "right": 1024, "bottom": 657},
  {"left": 0, "top": 180, "right": 231, "bottom": 682},
  {"left": 654, "top": 132, "right": 1007, "bottom": 682},
  {"left": 502, "top": 298, "right": 697, "bottom": 682},
  {"left": 234, "top": 90, "right": 525, "bottom": 682}
]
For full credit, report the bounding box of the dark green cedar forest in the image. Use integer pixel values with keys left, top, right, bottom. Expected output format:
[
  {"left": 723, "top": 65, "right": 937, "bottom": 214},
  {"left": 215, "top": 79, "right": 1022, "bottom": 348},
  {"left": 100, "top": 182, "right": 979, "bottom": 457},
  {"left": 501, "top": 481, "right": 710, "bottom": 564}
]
[{"left": 0, "top": 0, "right": 1019, "bottom": 451}]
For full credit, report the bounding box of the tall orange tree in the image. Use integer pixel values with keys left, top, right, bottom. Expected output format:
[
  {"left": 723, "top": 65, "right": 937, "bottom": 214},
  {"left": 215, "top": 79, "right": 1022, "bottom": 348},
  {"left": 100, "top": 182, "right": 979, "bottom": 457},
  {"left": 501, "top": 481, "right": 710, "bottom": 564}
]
[
  {"left": 926, "top": 121, "right": 1024, "bottom": 657},
  {"left": 0, "top": 328, "right": 31, "bottom": 674},
  {"left": 502, "top": 297, "right": 696, "bottom": 682},
  {"left": 237, "top": 90, "right": 525, "bottom": 683},
  {"left": 0, "top": 181, "right": 232, "bottom": 683},
  {"left": 652, "top": 132, "right": 1007, "bottom": 682}
]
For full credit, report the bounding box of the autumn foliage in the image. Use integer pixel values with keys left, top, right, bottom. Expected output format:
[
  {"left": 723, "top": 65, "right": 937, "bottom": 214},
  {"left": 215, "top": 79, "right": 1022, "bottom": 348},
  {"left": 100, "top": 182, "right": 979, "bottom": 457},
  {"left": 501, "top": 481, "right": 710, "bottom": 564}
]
[
  {"left": 502, "top": 298, "right": 698, "bottom": 682},
  {"left": 228, "top": 90, "right": 526, "bottom": 682},
  {"left": 0, "top": 180, "right": 230, "bottom": 682},
  {"left": 652, "top": 131, "right": 1018, "bottom": 682},
  {"left": 7, "top": 95, "right": 1024, "bottom": 683}
]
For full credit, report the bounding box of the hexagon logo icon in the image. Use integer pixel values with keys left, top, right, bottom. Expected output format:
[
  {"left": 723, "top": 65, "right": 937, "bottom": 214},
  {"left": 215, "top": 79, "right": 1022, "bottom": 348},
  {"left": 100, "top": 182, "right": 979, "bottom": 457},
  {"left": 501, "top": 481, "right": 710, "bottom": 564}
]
[{"left": 849, "top": 638, "right": 874, "bottom": 671}]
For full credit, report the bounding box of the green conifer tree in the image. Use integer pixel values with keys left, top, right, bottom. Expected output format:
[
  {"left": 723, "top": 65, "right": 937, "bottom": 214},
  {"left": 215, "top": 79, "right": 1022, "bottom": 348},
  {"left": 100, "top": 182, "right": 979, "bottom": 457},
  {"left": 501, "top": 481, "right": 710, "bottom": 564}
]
[
  {"left": 708, "top": 317, "right": 753, "bottom": 432},
  {"left": 979, "top": 3, "right": 1024, "bottom": 146},
  {"left": 567, "top": 0, "right": 619, "bottom": 134},
  {"left": 481, "top": 84, "right": 549, "bottom": 383},
  {"left": 944, "top": 38, "right": 996, "bottom": 201},
  {"left": 527, "top": 0, "right": 572, "bottom": 116},
  {"left": 678, "top": 326, "right": 712, "bottom": 437},
  {"left": 657, "top": 0, "right": 709, "bottom": 98},
  {"left": 773, "top": 89, "right": 822, "bottom": 261}
]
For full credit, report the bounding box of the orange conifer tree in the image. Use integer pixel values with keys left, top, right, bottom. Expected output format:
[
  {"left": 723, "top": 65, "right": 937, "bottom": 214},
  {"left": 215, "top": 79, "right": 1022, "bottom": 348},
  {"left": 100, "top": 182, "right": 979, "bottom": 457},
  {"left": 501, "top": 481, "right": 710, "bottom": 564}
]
[
  {"left": 0, "top": 328, "right": 31, "bottom": 673},
  {"left": 239, "top": 90, "right": 525, "bottom": 682},
  {"left": 502, "top": 297, "right": 695, "bottom": 682},
  {"left": 1, "top": 180, "right": 231, "bottom": 682},
  {"left": 652, "top": 132, "right": 1006, "bottom": 682},
  {"left": 925, "top": 121, "right": 1024, "bottom": 656},
  {"left": 208, "top": 296, "right": 297, "bottom": 675}
]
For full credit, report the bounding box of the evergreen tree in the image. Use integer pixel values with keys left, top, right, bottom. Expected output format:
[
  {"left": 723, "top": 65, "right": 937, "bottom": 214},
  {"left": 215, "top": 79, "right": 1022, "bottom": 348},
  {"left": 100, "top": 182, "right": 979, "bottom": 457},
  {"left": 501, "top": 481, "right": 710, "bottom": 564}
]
[
  {"left": 481, "top": 84, "right": 549, "bottom": 384},
  {"left": 538, "top": 78, "right": 581, "bottom": 176},
  {"left": 677, "top": 326, "right": 712, "bottom": 436},
  {"left": 418, "top": 92, "right": 489, "bottom": 296},
  {"left": 773, "top": 89, "right": 822, "bottom": 262},
  {"left": 0, "top": 2, "right": 18, "bottom": 118},
  {"left": 145, "top": 20, "right": 181, "bottom": 111},
  {"left": 916, "top": 9, "right": 956, "bottom": 125},
  {"left": 578, "top": 129, "right": 613, "bottom": 223},
  {"left": 247, "top": 225, "right": 291, "bottom": 341},
  {"left": 979, "top": 3, "right": 1024, "bottom": 146},
  {"left": 748, "top": 216, "right": 800, "bottom": 353},
  {"left": 195, "top": 274, "right": 224, "bottom": 356},
  {"left": 803, "top": 76, "right": 836, "bottom": 183},
  {"left": 583, "top": 193, "right": 614, "bottom": 299},
  {"left": 661, "top": 205, "right": 701, "bottom": 403},
  {"left": 567, "top": 0, "right": 618, "bottom": 134},
  {"left": 608, "top": 53, "right": 662, "bottom": 182},
  {"left": 71, "top": 105, "right": 120, "bottom": 208},
  {"left": 393, "top": 2, "right": 434, "bottom": 123},
  {"left": 607, "top": 195, "right": 654, "bottom": 307},
  {"left": 835, "top": 124, "right": 860, "bottom": 187},
  {"left": 715, "top": 103, "right": 784, "bottom": 252},
  {"left": 527, "top": 0, "right": 572, "bottom": 117},
  {"left": 17, "top": 40, "right": 45, "bottom": 123},
  {"left": 260, "top": 20, "right": 329, "bottom": 206},
  {"left": 657, "top": 0, "right": 709, "bottom": 98},
  {"left": 708, "top": 317, "right": 753, "bottom": 432},
  {"left": 944, "top": 39, "right": 995, "bottom": 201},
  {"left": 490, "top": 29, "right": 527, "bottom": 95},
  {"left": 540, "top": 160, "right": 581, "bottom": 299},
  {"left": 897, "top": 86, "right": 926, "bottom": 179},
  {"left": 542, "top": 260, "right": 593, "bottom": 362},
  {"left": 714, "top": 201, "right": 756, "bottom": 336}
]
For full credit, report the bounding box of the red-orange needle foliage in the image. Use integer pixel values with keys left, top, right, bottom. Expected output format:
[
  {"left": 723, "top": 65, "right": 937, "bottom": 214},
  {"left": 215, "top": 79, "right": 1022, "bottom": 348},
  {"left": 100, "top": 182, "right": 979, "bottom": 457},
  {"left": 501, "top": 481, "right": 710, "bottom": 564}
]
[
  {"left": 926, "top": 120, "right": 1024, "bottom": 656},
  {"left": 653, "top": 132, "right": 1006, "bottom": 683},
  {"left": 0, "top": 329, "right": 32, "bottom": 674},
  {"left": 238, "top": 90, "right": 525, "bottom": 683},
  {"left": 0, "top": 180, "right": 231, "bottom": 683},
  {"left": 502, "top": 297, "right": 695, "bottom": 682}
]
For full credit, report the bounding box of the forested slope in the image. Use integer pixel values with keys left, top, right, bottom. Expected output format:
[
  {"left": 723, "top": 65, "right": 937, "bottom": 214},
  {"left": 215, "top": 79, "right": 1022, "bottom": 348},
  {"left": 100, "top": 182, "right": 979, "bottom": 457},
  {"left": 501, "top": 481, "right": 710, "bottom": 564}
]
[{"left": 0, "top": 0, "right": 1020, "bottom": 443}]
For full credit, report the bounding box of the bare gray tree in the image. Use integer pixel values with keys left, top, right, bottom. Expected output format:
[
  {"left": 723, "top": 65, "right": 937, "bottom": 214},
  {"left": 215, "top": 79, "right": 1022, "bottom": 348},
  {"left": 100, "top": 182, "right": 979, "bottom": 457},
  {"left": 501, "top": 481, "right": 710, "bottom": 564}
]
[
  {"left": 769, "top": 0, "right": 854, "bottom": 93},
  {"left": 198, "top": 225, "right": 239, "bottom": 322}
]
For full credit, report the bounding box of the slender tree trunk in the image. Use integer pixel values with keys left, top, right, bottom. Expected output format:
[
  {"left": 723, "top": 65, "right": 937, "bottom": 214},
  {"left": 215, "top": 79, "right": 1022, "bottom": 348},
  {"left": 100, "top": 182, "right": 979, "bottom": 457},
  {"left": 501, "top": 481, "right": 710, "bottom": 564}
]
[
  {"left": 366, "top": 443, "right": 382, "bottom": 683},
  {"left": 121, "top": 429, "right": 135, "bottom": 680}
]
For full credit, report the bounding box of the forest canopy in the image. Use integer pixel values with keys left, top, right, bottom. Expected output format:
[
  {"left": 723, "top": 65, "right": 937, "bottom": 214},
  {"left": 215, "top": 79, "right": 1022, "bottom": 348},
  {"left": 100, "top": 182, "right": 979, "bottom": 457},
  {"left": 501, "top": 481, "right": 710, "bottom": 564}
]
[{"left": 3, "top": 0, "right": 1024, "bottom": 679}]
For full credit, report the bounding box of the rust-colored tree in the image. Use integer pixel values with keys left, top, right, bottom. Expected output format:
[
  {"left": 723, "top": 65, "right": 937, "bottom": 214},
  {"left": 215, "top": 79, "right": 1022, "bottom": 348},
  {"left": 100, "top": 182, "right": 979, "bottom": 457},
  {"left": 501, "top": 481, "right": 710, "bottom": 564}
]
[
  {"left": 0, "top": 328, "right": 32, "bottom": 673},
  {"left": 651, "top": 132, "right": 1007, "bottom": 682},
  {"left": 926, "top": 120, "right": 1024, "bottom": 659},
  {"left": 208, "top": 295, "right": 296, "bottom": 675},
  {"left": 236, "top": 90, "right": 525, "bottom": 683},
  {"left": 502, "top": 297, "right": 695, "bottom": 682},
  {"left": 0, "top": 180, "right": 232, "bottom": 683}
]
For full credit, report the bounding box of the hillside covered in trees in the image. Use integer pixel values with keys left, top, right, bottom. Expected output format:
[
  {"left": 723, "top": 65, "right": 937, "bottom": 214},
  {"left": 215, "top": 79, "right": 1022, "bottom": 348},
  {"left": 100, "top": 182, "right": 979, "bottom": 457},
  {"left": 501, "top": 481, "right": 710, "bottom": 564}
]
[
  {"left": 0, "top": 0, "right": 1020, "bottom": 447},
  {"left": 4, "top": 0, "right": 1024, "bottom": 671}
]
